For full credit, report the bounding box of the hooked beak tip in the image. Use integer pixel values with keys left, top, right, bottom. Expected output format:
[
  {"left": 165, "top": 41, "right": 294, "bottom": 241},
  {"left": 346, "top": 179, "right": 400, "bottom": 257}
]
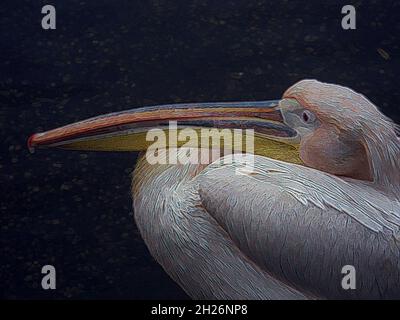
[{"left": 28, "top": 133, "right": 39, "bottom": 153}]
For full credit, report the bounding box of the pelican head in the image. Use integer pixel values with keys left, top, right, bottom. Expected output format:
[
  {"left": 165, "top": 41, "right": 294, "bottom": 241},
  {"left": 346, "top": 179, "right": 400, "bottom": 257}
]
[
  {"left": 28, "top": 79, "right": 400, "bottom": 190},
  {"left": 279, "top": 80, "right": 400, "bottom": 190}
]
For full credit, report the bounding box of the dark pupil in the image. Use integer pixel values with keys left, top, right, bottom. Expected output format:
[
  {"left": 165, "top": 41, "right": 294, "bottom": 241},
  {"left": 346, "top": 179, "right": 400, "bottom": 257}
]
[{"left": 302, "top": 112, "right": 309, "bottom": 122}]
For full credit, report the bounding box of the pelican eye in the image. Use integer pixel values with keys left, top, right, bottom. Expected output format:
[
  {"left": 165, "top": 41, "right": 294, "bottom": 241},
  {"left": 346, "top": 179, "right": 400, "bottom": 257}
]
[{"left": 301, "top": 110, "right": 315, "bottom": 124}]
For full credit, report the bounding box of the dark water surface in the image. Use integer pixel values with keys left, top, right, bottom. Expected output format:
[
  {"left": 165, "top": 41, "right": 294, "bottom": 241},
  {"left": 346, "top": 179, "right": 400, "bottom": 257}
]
[{"left": 1, "top": 0, "right": 400, "bottom": 299}]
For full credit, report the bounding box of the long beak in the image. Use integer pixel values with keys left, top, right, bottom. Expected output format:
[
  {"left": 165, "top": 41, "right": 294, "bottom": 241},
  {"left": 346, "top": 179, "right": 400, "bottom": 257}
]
[{"left": 28, "top": 100, "right": 301, "bottom": 163}]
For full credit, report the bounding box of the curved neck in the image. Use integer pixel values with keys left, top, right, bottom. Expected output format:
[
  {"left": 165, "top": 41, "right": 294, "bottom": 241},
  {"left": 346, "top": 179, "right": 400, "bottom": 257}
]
[
  {"left": 364, "top": 132, "right": 400, "bottom": 198},
  {"left": 131, "top": 150, "right": 308, "bottom": 299}
]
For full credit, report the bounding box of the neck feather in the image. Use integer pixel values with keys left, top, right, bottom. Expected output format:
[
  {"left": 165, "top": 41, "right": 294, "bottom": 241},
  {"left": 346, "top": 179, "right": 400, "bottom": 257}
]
[{"left": 362, "top": 121, "right": 400, "bottom": 197}]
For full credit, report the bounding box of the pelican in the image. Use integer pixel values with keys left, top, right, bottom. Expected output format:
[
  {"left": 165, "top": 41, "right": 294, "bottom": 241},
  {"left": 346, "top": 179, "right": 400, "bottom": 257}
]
[{"left": 28, "top": 80, "right": 400, "bottom": 299}]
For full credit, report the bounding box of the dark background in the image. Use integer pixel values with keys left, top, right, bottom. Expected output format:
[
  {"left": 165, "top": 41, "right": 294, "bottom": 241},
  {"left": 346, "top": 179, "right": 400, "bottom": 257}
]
[{"left": 1, "top": 0, "right": 399, "bottom": 299}]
